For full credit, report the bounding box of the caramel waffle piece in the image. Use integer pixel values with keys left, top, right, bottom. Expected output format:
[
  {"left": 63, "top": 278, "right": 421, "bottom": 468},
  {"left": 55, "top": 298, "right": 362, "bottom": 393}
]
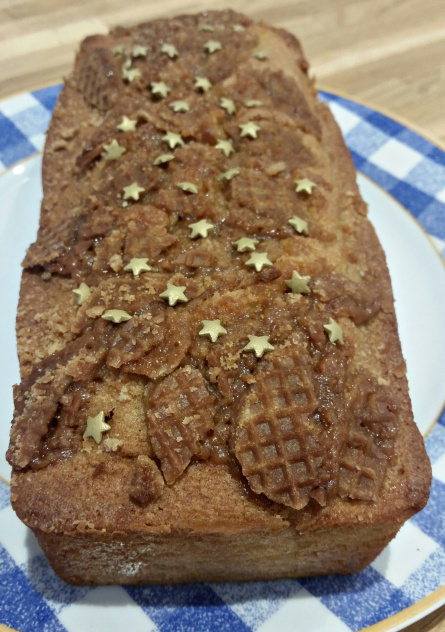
[{"left": 146, "top": 367, "right": 216, "bottom": 483}]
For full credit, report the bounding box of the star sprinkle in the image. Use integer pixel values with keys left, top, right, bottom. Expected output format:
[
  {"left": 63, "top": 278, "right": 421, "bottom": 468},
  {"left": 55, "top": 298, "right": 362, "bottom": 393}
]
[
  {"left": 177, "top": 182, "right": 198, "bottom": 194},
  {"left": 220, "top": 97, "right": 236, "bottom": 115},
  {"left": 288, "top": 215, "right": 309, "bottom": 235},
  {"left": 112, "top": 45, "right": 124, "bottom": 56},
  {"left": 153, "top": 153, "right": 175, "bottom": 166},
  {"left": 194, "top": 76, "right": 212, "bottom": 92},
  {"left": 204, "top": 40, "right": 222, "bottom": 53},
  {"left": 169, "top": 100, "right": 190, "bottom": 113},
  {"left": 72, "top": 282, "right": 91, "bottom": 305},
  {"left": 122, "top": 62, "right": 141, "bottom": 83},
  {"left": 245, "top": 252, "right": 273, "bottom": 272},
  {"left": 285, "top": 270, "right": 311, "bottom": 294},
  {"left": 123, "top": 182, "right": 145, "bottom": 201},
  {"left": 199, "top": 319, "right": 227, "bottom": 342},
  {"left": 240, "top": 121, "right": 260, "bottom": 139},
  {"left": 123, "top": 258, "right": 152, "bottom": 277},
  {"left": 102, "top": 309, "right": 132, "bottom": 323},
  {"left": 160, "top": 283, "right": 188, "bottom": 306},
  {"left": 218, "top": 167, "right": 240, "bottom": 181},
  {"left": 189, "top": 219, "right": 214, "bottom": 239},
  {"left": 245, "top": 99, "right": 263, "bottom": 108},
  {"left": 253, "top": 50, "right": 269, "bottom": 60},
  {"left": 117, "top": 116, "right": 137, "bottom": 132},
  {"left": 324, "top": 318, "right": 344, "bottom": 345},
  {"left": 103, "top": 139, "right": 126, "bottom": 161},
  {"left": 232, "top": 237, "right": 259, "bottom": 252},
  {"left": 161, "top": 43, "right": 179, "bottom": 58},
  {"left": 162, "top": 131, "right": 184, "bottom": 149},
  {"left": 198, "top": 23, "right": 215, "bottom": 31},
  {"left": 151, "top": 81, "right": 170, "bottom": 98},
  {"left": 232, "top": 24, "right": 245, "bottom": 32},
  {"left": 295, "top": 178, "right": 316, "bottom": 194},
  {"left": 83, "top": 411, "right": 110, "bottom": 444},
  {"left": 132, "top": 45, "right": 148, "bottom": 57},
  {"left": 215, "top": 139, "right": 234, "bottom": 157},
  {"left": 243, "top": 335, "right": 274, "bottom": 359}
]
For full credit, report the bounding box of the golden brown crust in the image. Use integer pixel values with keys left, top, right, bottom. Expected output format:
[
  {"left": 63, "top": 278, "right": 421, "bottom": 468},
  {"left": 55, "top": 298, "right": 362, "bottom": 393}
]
[{"left": 7, "top": 9, "right": 431, "bottom": 584}]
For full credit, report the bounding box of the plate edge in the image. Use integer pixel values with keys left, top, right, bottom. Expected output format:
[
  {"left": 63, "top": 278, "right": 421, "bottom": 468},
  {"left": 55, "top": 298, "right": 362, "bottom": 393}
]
[
  {"left": 318, "top": 83, "right": 445, "bottom": 153},
  {"left": 359, "top": 586, "right": 445, "bottom": 632}
]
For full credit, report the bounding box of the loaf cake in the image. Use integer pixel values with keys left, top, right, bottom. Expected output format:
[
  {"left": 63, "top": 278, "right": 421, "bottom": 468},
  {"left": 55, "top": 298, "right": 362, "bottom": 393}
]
[{"left": 7, "top": 9, "right": 431, "bottom": 585}]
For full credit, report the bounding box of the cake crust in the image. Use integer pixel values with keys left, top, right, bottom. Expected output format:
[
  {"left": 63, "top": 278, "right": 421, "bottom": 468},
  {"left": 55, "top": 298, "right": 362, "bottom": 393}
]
[{"left": 7, "top": 9, "right": 431, "bottom": 585}]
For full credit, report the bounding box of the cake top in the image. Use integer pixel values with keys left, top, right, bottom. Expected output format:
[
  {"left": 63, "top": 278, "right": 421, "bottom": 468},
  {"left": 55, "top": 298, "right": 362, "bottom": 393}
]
[{"left": 8, "top": 10, "right": 401, "bottom": 515}]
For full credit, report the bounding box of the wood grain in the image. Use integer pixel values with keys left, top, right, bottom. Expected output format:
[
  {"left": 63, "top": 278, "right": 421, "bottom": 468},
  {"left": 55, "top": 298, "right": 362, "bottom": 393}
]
[
  {"left": 0, "top": 2, "right": 443, "bottom": 631},
  {"left": 1, "top": 0, "right": 445, "bottom": 143},
  {"left": 403, "top": 604, "right": 445, "bottom": 632}
]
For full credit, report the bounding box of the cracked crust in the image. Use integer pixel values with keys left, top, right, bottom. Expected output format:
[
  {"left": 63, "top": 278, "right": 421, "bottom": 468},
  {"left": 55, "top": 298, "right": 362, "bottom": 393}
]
[{"left": 8, "top": 9, "right": 431, "bottom": 585}]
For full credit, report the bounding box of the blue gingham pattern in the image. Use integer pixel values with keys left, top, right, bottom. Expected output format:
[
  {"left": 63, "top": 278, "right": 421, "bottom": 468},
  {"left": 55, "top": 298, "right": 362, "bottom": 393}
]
[{"left": 0, "top": 86, "right": 444, "bottom": 632}]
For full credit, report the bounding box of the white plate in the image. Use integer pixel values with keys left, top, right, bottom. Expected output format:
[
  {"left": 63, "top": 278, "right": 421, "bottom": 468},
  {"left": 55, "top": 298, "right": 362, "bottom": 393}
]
[{"left": 0, "top": 154, "right": 445, "bottom": 632}]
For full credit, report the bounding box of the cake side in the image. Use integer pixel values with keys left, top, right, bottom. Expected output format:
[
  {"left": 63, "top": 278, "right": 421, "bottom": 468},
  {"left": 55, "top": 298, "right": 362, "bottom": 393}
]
[
  {"left": 8, "top": 9, "right": 431, "bottom": 585},
  {"left": 35, "top": 523, "right": 400, "bottom": 585}
]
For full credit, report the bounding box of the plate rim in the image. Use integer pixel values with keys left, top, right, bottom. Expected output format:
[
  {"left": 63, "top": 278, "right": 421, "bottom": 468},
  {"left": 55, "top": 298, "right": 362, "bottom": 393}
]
[
  {"left": 317, "top": 84, "right": 445, "bottom": 154},
  {"left": 1, "top": 92, "right": 444, "bottom": 632},
  {"left": 361, "top": 586, "right": 445, "bottom": 632}
]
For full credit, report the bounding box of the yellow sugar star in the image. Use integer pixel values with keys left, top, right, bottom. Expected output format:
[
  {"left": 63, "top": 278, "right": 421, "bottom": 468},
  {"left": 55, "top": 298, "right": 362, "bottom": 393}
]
[
  {"left": 252, "top": 50, "right": 269, "bottom": 60},
  {"left": 72, "top": 282, "right": 91, "bottom": 305},
  {"left": 199, "top": 319, "right": 227, "bottom": 342},
  {"left": 162, "top": 131, "right": 184, "bottom": 149},
  {"left": 102, "top": 309, "right": 132, "bottom": 323},
  {"left": 123, "top": 258, "right": 152, "bottom": 277},
  {"left": 117, "top": 116, "right": 137, "bottom": 132},
  {"left": 194, "top": 76, "right": 212, "bottom": 92},
  {"left": 232, "top": 24, "right": 245, "bottom": 32},
  {"left": 112, "top": 45, "right": 124, "bottom": 56},
  {"left": 83, "top": 411, "right": 111, "bottom": 444},
  {"left": 215, "top": 139, "right": 234, "bottom": 157},
  {"left": 204, "top": 40, "right": 222, "bottom": 54},
  {"left": 198, "top": 23, "right": 215, "bottom": 32},
  {"left": 103, "top": 139, "right": 126, "bottom": 161},
  {"left": 295, "top": 178, "right": 317, "bottom": 194},
  {"left": 232, "top": 237, "right": 259, "bottom": 252},
  {"left": 123, "top": 182, "right": 145, "bottom": 201},
  {"left": 160, "top": 283, "right": 188, "bottom": 306},
  {"left": 220, "top": 98, "right": 236, "bottom": 115},
  {"left": 132, "top": 45, "right": 148, "bottom": 57},
  {"left": 243, "top": 335, "right": 274, "bottom": 359},
  {"left": 153, "top": 153, "right": 175, "bottom": 166},
  {"left": 245, "top": 99, "right": 263, "bottom": 108},
  {"left": 324, "top": 318, "right": 344, "bottom": 345},
  {"left": 189, "top": 219, "right": 214, "bottom": 239},
  {"left": 239, "top": 121, "right": 260, "bottom": 139},
  {"left": 122, "top": 63, "right": 141, "bottom": 83},
  {"left": 177, "top": 182, "right": 198, "bottom": 194},
  {"left": 161, "top": 43, "right": 179, "bottom": 59},
  {"left": 218, "top": 167, "right": 240, "bottom": 182},
  {"left": 285, "top": 270, "right": 311, "bottom": 294},
  {"left": 169, "top": 100, "right": 190, "bottom": 113},
  {"left": 288, "top": 215, "right": 309, "bottom": 235},
  {"left": 245, "top": 252, "right": 273, "bottom": 272},
  {"left": 151, "top": 81, "right": 170, "bottom": 98}
]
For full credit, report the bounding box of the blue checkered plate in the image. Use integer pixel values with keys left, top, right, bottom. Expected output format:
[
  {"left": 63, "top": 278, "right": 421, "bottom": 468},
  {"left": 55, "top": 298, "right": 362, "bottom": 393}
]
[{"left": 1, "top": 86, "right": 445, "bottom": 632}]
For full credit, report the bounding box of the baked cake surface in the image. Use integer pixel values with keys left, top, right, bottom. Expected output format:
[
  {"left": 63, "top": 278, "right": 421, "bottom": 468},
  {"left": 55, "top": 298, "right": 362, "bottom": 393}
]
[{"left": 7, "top": 9, "right": 431, "bottom": 584}]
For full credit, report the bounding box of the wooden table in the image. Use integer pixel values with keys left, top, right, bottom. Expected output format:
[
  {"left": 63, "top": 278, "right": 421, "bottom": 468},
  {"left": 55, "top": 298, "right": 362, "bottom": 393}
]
[{"left": 0, "top": 1, "right": 443, "bottom": 631}]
